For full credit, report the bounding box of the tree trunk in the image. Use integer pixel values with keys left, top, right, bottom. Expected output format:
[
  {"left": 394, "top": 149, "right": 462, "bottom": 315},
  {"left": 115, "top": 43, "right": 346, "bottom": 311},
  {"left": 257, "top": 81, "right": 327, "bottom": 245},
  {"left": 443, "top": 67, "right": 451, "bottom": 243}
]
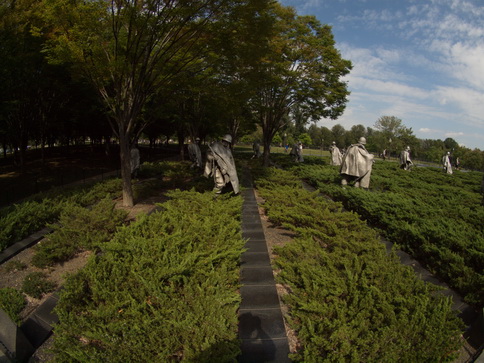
[
  {"left": 119, "top": 130, "right": 134, "bottom": 207},
  {"left": 177, "top": 129, "right": 185, "bottom": 160},
  {"left": 262, "top": 134, "right": 271, "bottom": 167}
]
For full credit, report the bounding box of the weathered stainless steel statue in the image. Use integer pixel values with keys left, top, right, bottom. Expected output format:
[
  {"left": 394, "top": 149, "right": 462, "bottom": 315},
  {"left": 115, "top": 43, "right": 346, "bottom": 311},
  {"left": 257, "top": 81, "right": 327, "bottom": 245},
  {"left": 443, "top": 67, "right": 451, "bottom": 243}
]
[
  {"left": 130, "top": 145, "right": 140, "bottom": 178},
  {"left": 442, "top": 152, "right": 453, "bottom": 174},
  {"left": 204, "top": 134, "right": 240, "bottom": 195},
  {"left": 188, "top": 137, "right": 202, "bottom": 169},
  {"left": 329, "top": 141, "right": 342, "bottom": 166},
  {"left": 339, "top": 137, "right": 374, "bottom": 189},
  {"left": 252, "top": 141, "right": 261, "bottom": 159},
  {"left": 290, "top": 141, "right": 304, "bottom": 162},
  {"left": 400, "top": 146, "right": 413, "bottom": 170}
]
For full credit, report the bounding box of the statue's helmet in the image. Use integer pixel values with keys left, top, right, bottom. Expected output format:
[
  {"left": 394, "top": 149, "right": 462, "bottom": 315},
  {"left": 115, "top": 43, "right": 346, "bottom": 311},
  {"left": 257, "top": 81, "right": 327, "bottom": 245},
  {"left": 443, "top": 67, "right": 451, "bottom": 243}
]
[
  {"left": 222, "top": 134, "right": 232, "bottom": 144},
  {"left": 358, "top": 137, "right": 367, "bottom": 145},
  {"left": 195, "top": 137, "right": 200, "bottom": 142},
  {"left": 406, "top": 146, "right": 410, "bottom": 150},
  {"left": 332, "top": 141, "right": 336, "bottom": 144}
]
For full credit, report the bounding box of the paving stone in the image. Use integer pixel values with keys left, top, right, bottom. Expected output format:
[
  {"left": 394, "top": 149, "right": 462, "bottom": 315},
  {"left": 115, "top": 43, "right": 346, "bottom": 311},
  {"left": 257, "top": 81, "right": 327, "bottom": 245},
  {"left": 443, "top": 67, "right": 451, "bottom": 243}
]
[
  {"left": 241, "top": 252, "right": 271, "bottom": 267},
  {"left": 242, "top": 230, "right": 266, "bottom": 241},
  {"left": 242, "top": 207, "right": 259, "bottom": 216},
  {"left": 20, "top": 314, "right": 53, "bottom": 348},
  {"left": 238, "top": 337, "right": 291, "bottom": 363},
  {"left": 241, "top": 266, "right": 275, "bottom": 285},
  {"left": 241, "top": 189, "right": 256, "bottom": 198},
  {"left": 240, "top": 285, "right": 281, "bottom": 309},
  {"left": 463, "top": 313, "right": 484, "bottom": 353},
  {"left": 381, "top": 238, "right": 393, "bottom": 253},
  {"left": 30, "top": 227, "right": 53, "bottom": 240},
  {"left": 457, "top": 304, "right": 479, "bottom": 326},
  {"left": 243, "top": 241, "right": 269, "bottom": 253},
  {"left": 417, "top": 271, "right": 442, "bottom": 286},
  {"left": 0, "top": 227, "right": 51, "bottom": 264},
  {"left": 238, "top": 309, "right": 287, "bottom": 339},
  {"left": 241, "top": 221, "right": 263, "bottom": 231},
  {"left": 0, "top": 308, "right": 35, "bottom": 362},
  {"left": 395, "top": 250, "right": 413, "bottom": 265},
  {"left": 33, "top": 295, "right": 59, "bottom": 327},
  {"left": 242, "top": 213, "right": 263, "bottom": 224}
]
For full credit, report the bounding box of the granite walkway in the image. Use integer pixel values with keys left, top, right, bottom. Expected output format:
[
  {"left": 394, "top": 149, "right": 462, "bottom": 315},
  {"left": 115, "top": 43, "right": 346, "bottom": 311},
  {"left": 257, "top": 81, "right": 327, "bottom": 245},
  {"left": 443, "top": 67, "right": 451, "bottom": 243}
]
[{"left": 237, "top": 170, "right": 292, "bottom": 363}]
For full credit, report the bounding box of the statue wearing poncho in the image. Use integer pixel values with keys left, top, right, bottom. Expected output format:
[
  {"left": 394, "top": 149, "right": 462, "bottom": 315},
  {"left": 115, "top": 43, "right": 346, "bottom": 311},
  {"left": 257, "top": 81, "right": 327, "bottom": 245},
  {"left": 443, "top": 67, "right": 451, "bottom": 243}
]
[
  {"left": 339, "top": 137, "right": 374, "bottom": 189},
  {"left": 204, "top": 135, "right": 240, "bottom": 195}
]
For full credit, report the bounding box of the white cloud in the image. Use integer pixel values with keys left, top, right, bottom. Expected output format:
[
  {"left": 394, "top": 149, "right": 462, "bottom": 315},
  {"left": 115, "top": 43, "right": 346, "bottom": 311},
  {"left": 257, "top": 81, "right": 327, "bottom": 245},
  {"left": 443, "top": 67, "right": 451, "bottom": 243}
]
[
  {"left": 445, "top": 131, "right": 464, "bottom": 137},
  {"left": 434, "top": 86, "right": 484, "bottom": 127},
  {"left": 448, "top": 43, "right": 484, "bottom": 90},
  {"left": 348, "top": 76, "right": 429, "bottom": 100},
  {"left": 419, "top": 128, "right": 440, "bottom": 134}
]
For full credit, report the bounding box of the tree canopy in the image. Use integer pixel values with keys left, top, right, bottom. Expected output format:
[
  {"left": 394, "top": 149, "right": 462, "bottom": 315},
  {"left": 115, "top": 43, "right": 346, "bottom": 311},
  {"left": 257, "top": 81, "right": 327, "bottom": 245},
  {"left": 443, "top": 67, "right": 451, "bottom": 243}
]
[{"left": 249, "top": 3, "right": 352, "bottom": 165}]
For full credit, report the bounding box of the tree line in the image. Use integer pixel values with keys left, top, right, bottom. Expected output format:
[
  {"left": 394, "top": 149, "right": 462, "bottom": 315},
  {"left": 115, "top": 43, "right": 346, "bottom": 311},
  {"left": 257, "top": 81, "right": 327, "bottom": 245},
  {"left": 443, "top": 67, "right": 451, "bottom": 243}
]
[
  {"left": 1, "top": 0, "right": 482, "bottom": 206},
  {"left": 244, "top": 115, "right": 484, "bottom": 170}
]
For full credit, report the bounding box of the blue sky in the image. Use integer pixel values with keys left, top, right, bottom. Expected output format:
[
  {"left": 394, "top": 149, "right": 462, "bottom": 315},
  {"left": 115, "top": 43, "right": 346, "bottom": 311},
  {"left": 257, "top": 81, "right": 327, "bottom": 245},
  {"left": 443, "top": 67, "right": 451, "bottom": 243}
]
[{"left": 279, "top": 0, "right": 484, "bottom": 150}]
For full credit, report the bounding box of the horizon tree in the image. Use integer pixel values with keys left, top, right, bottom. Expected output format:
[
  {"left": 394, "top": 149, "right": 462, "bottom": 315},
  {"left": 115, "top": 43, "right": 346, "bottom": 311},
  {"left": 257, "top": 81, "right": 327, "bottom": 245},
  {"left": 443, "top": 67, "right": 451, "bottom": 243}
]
[{"left": 250, "top": 3, "right": 352, "bottom": 166}]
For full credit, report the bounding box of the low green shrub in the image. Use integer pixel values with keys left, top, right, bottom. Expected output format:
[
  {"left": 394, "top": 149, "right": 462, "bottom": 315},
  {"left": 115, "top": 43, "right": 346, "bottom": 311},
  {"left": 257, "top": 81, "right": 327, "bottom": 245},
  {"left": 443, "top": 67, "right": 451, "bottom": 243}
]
[
  {"left": 253, "top": 167, "right": 464, "bottom": 362},
  {"left": 0, "top": 287, "right": 26, "bottom": 325},
  {"left": 3, "top": 260, "right": 27, "bottom": 272},
  {"left": 32, "top": 197, "right": 128, "bottom": 268},
  {"left": 51, "top": 190, "right": 244, "bottom": 362},
  {"left": 0, "top": 199, "right": 65, "bottom": 251},
  {"left": 70, "top": 178, "right": 123, "bottom": 206},
  {"left": 292, "top": 161, "right": 484, "bottom": 306},
  {"left": 0, "top": 177, "right": 123, "bottom": 253},
  {"left": 139, "top": 161, "right": 213, "bottom": 192},
  {"left": 22, "top": 272, "right": 56, "bottom": 299}
]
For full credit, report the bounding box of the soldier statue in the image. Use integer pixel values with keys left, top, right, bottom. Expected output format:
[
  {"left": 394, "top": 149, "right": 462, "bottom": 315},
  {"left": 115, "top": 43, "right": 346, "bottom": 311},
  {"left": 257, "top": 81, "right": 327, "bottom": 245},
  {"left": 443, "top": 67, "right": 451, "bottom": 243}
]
[
  {"left": 204, "top": 134, "right": 240, "bottom": 195},
  {"left": 329, "top": 141, "right": 343, "bottom": 166},
  {"left": 340, "top": 137, "right": 374, "bottom": 189}
]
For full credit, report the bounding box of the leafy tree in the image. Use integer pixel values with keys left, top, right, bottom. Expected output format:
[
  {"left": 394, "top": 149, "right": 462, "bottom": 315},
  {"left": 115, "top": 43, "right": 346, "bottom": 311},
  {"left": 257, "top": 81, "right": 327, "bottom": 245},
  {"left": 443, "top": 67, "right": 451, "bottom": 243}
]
[
  {"left": 319, "top": 126, "right": 333, "bottom": 148},
  {"left": 209, "top": 0, "right": 272, "bottom": 142},
  {"left": 250, "top": 3, "right": 351, "bottom": 166},
  {"left": 346, "top": 124, "right": 366, "bottom": 146},
  {"left": 39, "top": 0, "right": 239, "bottom": 206},
  {"left": 298, "top": 133, "right": 312, "bottom": 147},
  {"left": 272, "top": 133, "right": 282, "bottom": 146},
  {"left": 444, "top": 137, "right": 459, "bottom": 151},
  {"left": 374, "top": 116, "right": 415, "bottom": 156},
  {"left": 307, "top": 124, "right": 322, "bottom": 148},
  {"left": 331, "top": 124, "right": 346, "bottom": 147},
  {"left": 0, "top": 0, "right": 49, "bottom": 170}
]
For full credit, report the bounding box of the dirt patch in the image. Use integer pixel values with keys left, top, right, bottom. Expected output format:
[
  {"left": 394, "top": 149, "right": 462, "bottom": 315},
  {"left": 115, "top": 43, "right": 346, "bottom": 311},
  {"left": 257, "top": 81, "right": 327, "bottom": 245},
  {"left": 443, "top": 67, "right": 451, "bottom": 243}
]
[{"left": 0, "top": 248, "right": 92, "bottom": 321}]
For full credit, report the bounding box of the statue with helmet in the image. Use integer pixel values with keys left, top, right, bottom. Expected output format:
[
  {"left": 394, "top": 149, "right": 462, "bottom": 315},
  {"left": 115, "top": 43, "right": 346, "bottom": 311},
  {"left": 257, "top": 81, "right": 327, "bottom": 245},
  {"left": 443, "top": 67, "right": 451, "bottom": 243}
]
[
  {"left": 400, "top": 146, "right": 413, "bottom": 170},
  {"left": 339, "top": 137, "right": 374, "bottom": 189},
  {"left": 188, "top": 137, "right": 202, "bottom": 169},
  {"left": 290, "top": 141, "right": 304, "bottom": 162},
  {"left": 329, "top": 141, "right": 343, "bottom": 166},
  {"left": 203, "top": 134, "right": 240, "bottom": 195},
  {"left": 442, "top": 151, "right": 453, "bottom": 174}
]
